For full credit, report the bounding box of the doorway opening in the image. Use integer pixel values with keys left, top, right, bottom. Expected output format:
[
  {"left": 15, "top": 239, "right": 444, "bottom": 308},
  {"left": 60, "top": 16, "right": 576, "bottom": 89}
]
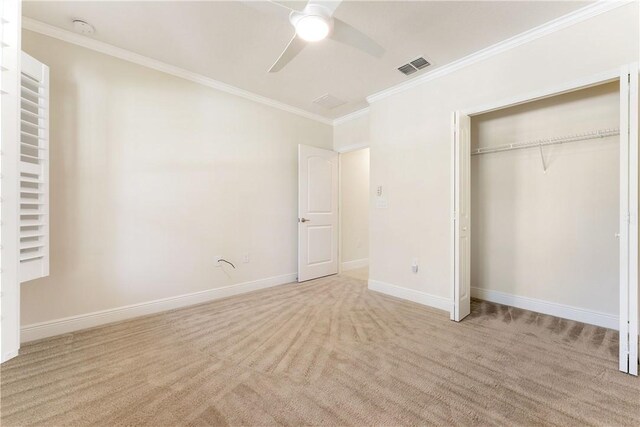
[{"left": 339, "top": 147, "right": 370, "bottom": 282}]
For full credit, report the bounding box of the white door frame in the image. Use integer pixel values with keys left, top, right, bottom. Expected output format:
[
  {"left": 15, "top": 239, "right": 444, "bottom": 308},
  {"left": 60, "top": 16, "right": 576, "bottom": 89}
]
[
  {"left": 451, "top": 65, "right": 639, "bottom": 375},
  {"left": 620, "top": 63, "right": 639, "bottom": 375}
]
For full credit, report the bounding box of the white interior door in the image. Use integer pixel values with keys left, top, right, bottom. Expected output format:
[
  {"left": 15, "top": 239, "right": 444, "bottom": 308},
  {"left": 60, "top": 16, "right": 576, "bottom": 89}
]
[
  {"left": 298, "top": 144, "right": 339, "bottom": 282},
  {"left": 452, "top": 112, "right": 471, "bottom": 321},
  {"left": 620, "top": 63, "right": 639, "bottom": 375}
]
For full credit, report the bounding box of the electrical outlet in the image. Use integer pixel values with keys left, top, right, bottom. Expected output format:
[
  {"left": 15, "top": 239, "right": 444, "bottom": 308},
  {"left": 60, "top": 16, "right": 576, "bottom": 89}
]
[
  {"left": 214, "top": 255, "right": 222, "bottom": 267},
  {"left": 242, "top": 253, "right": 250, "bottom": 263},
  {"left": 411, "top": 258, "right": 419, "bottom": 274}
]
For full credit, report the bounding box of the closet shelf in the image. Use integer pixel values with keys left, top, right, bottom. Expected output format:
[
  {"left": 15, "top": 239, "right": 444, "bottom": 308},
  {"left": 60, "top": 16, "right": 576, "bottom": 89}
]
[{"left": 471, "top": 128, "right": 620, "bottom": 156}]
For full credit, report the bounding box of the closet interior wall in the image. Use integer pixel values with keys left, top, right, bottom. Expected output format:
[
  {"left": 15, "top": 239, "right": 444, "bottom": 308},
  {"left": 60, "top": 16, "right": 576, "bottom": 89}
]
[{"left": 470, "top": 82, "right": 620, "bottom": 319}]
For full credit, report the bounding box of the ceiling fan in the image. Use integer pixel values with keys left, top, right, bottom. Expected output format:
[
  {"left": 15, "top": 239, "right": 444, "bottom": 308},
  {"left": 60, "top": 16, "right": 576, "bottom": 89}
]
[{"left": 265, "top": 0, "right": 385, "bottom": 72}]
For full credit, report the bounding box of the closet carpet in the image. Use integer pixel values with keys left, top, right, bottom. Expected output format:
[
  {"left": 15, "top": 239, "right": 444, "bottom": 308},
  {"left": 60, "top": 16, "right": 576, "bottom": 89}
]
[{"left": 1, "top": 275, "right": 639, "bottom": 426}]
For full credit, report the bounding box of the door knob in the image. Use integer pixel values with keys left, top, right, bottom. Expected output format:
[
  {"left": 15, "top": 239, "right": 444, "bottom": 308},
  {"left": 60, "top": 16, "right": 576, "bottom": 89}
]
[{"left": 300, "top": 218, "right": 310, "bottom": 223}]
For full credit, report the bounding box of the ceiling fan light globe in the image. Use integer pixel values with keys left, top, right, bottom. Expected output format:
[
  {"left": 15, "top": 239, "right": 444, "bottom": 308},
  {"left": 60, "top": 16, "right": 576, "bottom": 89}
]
[{"left": 295, "top": 15, "right": 330, "bottom": 42}]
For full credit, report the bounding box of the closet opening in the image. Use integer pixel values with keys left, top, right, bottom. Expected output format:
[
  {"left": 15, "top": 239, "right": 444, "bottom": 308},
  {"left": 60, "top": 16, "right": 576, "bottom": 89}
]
[
  {"left": 470, "top": 82, "right": 620, "bottom": 328},
  {"left": 451, "top": 66, "right": 639, "bottom": 375},
  {"left": 339, "top": 147, "right": 370, "bottom": 282}
]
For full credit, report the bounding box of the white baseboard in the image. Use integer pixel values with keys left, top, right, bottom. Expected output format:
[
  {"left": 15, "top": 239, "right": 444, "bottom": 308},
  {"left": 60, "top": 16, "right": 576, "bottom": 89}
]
[
  {"left": 471, "top": 287, "right": 618, "bottom": 330},
  {"left": 21, "top": 273, "right": 297, "bottom": 343},
  {"left": 341, "top": 258, "right": 369, "bottom": 271},
  {"left": 368, "top": 279, "right": 452, "bottom": 313}
]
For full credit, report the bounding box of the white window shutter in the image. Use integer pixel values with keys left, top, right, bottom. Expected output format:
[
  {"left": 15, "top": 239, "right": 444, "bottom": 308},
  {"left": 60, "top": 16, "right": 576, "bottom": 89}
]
[
  {"left": 1, "top": 0, "right": 23, "bottom": 360},
  {"left": 19, "top": 52, "right": 49, "bottom": 282}
]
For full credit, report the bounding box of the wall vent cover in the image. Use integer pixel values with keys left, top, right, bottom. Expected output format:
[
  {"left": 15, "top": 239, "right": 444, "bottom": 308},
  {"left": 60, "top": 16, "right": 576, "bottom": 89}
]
[
  {"left": 313, "top": 94, "right": 347, "bottom": 109},
  {"left": 398, "top": 56, "right": 431, "bottom": 76}
]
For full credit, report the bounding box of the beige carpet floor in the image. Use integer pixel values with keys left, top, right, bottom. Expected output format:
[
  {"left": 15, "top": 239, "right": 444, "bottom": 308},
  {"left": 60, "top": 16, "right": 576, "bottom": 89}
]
[
  {"left": 1, "top": 274, "right": 639, "bottom": 426},
  {"left": 340, "top": 267, "right": 368, "bottom": 281}
]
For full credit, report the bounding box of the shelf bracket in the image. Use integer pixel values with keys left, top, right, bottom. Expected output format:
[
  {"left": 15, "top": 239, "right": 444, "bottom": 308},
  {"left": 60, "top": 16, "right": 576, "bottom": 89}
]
[{"left": 539, "top": 143, "right": 547, "bottom": 172}]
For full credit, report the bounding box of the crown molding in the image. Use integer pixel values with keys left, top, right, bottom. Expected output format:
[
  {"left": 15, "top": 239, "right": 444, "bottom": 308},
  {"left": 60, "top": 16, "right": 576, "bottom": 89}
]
[
  {"left": 24, "top": 0, "right": 632, "bottom": 127},
  {"left": 22, "top": 17, "right": 334, "bottom": 126},
  {"left": 332, "top": 107, "right": 369, "bottom": 126},
  {"left": 366, "top": 0, "right": 634, "bottom": 104}
]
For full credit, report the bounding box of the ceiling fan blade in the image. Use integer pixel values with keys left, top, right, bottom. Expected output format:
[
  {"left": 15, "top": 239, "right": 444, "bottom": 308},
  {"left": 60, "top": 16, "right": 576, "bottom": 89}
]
[
  {"left": 239, "top": 0, "right": 290, "bottom": 19},
  {"left": 329, "top": 17, "right": 385, "bottom": 58},
  {"left": 270, "top": 1, "right": 308, "bottom": 12},
  {"left": 308, "top": 0, "right": 342, "bottom": 17},
  {"left": 269, "top": 33, "right": 307, "bottom": 72}
]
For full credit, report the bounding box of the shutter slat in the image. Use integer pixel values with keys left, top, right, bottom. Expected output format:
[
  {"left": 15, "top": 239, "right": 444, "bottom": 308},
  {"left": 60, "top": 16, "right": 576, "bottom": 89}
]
[
  {"left": 20, "top": 254, "right": 45, "bottom": 262},
  {"left": 20, "top": 120, "right": 45, "bottom": 130},
  {"left": 20, "top": 108, "right": 44, "bottom": 119},
  {"left": 20, "top": 210, "right": 47, "bottom": 216},
  {"left": 20, "top": 75, "right": 44, "bottom": 88},
  {"left": 20, "top": 161, "right": 41, "bottom": 175},
  {"left": 20, "top": 154, "right": 44, "bottom": 161},
  {"left": 20, "top": 221, "right": 45, "bottom": 227},
  {"left": 20, "top": 176, "right": 44, "bottom": 184},
  {"left": 21, "top": 232, "right": 45, "bottom": 238},
  {"left": 20, "top": 243, "right": 45, "bottom": 250},
  {"left": 20, "top": 97, "right": 41, "bottom": 109},
  {"left": 20, "top": 85, "right": 45, "bottom": 98},
  {"left": 21, "top": 142, "right": 46, "bottom": 150},
  {"left": 20, "top": 131, "right": 45, "bottom": 139}
]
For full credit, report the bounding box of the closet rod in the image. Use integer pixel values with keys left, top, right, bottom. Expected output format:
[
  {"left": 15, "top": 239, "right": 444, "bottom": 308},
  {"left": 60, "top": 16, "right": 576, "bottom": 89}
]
[{"left": 471, "top": 128, "right": 620, "bottom": 156}]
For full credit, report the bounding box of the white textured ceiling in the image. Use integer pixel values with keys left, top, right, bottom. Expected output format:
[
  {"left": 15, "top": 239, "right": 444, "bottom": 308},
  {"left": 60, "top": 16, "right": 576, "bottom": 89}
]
[{"left": 23, "top": 1, "right": 592, "bottom": 120}]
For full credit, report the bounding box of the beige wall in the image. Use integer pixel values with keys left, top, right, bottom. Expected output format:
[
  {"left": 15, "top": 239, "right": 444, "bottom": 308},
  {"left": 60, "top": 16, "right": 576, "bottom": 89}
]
[
  {"left": 471, "top": 83, "right": 619, "bottom": 314},
  {"left": 21, "top": 31, "right": 332, "bottom": 325},
  {"left": 368, "top": 4, "right": 639, "bottom": 311},
  {"left": 340, "top": 148, "right": 369, "bottom": 266},
  {"left": 333, "top": 112, "right": 369, "bottom": 152}
]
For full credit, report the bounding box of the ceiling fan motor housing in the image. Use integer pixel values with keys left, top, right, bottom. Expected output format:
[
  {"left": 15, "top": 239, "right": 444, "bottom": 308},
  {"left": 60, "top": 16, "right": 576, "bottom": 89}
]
[{"left": 289, "top": 4, "right": 334, "bottom": 36}]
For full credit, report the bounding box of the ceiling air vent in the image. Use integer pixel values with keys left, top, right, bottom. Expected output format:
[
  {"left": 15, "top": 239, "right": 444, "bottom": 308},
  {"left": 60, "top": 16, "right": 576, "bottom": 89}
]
[
  {"left": 410, "top": 57, "right": 430, "bottom": 70},
  {"left": 398, "top": 64, "right": 417, "bottom": 76},
  {"left": 398, "top": 56, "right": 431, "bottom": 76},
  {"left": 313, "top": 94, "right": 347, "bottom": 109}
]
